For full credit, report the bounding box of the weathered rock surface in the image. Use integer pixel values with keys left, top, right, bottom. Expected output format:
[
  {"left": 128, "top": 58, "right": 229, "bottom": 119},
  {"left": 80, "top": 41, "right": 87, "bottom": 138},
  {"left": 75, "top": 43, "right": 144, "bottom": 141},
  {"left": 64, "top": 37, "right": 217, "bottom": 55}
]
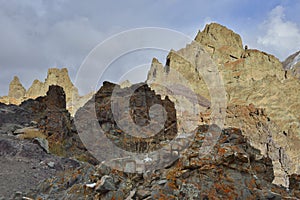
[
  {"left": 0, "top": 68, "right": 93, "bottom": 116},
  {"left": 0, "top": 85, "right": 97, "bottom": 164},
  {"left": 282, "top": 50, "right": 300, "bottom": 79},
  {"left": 0, "top": 134, "right": 81, "bottom": 199},
  {"left": 75, "top": 81, "right": 177, "bottom": 158},
  {"left": 200, "top": 104, "right": 296, "bottom": 187},
  {"left": 26, "top": 126, "right": 300, "bottom": 199},
  {"left": 147, "top": 23, "right": 300, "bottom": 186},
  {"left": 8, "top": 76, "right": 26, "bottom": 99}
]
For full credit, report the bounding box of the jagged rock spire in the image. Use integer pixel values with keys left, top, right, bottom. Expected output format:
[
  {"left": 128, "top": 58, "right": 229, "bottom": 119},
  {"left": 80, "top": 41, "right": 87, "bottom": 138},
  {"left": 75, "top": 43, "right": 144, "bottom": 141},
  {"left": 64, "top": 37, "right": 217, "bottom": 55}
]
[{"left": 8, "top": 76, "right": 26, "bottom": 99}]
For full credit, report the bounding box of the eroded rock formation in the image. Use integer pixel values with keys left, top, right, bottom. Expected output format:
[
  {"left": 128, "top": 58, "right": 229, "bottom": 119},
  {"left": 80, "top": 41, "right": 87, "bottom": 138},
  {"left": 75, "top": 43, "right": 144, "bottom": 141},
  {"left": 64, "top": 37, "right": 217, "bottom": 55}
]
[
  {"left": 147, "top": 23, "right": 300, "bottom": 187},
  {"left": 75, "top": 81, "right": 177, "bottom": 160},
  {"left": 0, "top": 85, "right": 97, "bottom": 164},
  {"left": 0, "top": 68, "right": 93, "bottom": 116}
]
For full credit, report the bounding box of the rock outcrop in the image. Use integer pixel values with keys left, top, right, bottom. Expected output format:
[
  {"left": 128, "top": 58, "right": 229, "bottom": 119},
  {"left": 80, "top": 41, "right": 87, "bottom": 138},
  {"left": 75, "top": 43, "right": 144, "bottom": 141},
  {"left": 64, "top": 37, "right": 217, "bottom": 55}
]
[
  {"left": 0, "top": 68, "right": 93, "bottom": 116},
  {"left": 147, "top": 23, "right": 300, "bottom": 187},
  {"left": 282, "top": 50, "right": 300, "bottom": 79},
  {"left": 8, "top": 76, "right": 26, "bottom": 99},
  {"left": 75, "top": 81, "right": 177, "bottom": 162},
  {"left": 26, "top": 126, "right": 300, "bottom": 199},
  {"left": 0, "top": 85, "right": 97, "bottom": 164}
]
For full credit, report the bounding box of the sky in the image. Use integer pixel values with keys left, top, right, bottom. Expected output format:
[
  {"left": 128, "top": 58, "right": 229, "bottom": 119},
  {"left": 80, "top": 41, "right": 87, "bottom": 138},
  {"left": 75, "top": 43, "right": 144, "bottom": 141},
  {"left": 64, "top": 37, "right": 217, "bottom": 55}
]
[{"left": 0, "top": 0, "right": 300, "bottom": 96}]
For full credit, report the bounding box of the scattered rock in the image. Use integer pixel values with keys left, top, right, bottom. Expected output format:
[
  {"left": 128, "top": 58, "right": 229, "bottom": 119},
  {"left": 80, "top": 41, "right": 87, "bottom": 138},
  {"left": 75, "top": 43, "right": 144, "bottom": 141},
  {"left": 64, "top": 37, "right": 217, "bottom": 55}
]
[
  {"left": 32, "top": 137, "right": 49, "bottom": 153},
  {"left": 95, "top": 175, "right": 116, "bottom": 192},
  {"left": 0, "top": 134, "right": 80, "bottom": 199},
  {"left": 24, "top": 126, "right": 300, "bottom": 199},
  {"left": 47, "top": 161, "right": 55, "bottom": 168}
]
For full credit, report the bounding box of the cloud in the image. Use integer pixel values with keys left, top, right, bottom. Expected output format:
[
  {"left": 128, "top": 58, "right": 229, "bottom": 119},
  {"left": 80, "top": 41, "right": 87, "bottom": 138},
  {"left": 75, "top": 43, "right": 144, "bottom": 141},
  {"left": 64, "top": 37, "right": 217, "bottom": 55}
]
[
  {"left": 0, "top": 1, "right": 299, "bottom": 96},
  {"left": 257, "top": 5, "right": 300, "bottom": 60}
]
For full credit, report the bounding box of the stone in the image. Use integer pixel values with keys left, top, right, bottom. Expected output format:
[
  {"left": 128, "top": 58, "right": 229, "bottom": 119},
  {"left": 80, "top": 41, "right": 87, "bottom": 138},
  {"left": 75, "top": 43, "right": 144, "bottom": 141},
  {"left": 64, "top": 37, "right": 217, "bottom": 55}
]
[
  {"left": 32, "top": 138, "right": 49, "bottom": 153},
  {"left": 0, "top": 123, "right": 23, "bottom": 135},
  {"left": 95, "top": 175, "right": 116, "bottom": 192},
  {"left": 8, "top": 76, "right": 26, "bottom": 99},
  {"left": 157, "top": 179, "right": 167, "bottom": 185},
  {"left": 0, "top": 134, "right": 80, "bottom": 199},
  {"left": 136, "top": 189, "right": 151, "bottom": 198},
  {"left": 47, "top": 161, "right": 55, "bottom": 168}
]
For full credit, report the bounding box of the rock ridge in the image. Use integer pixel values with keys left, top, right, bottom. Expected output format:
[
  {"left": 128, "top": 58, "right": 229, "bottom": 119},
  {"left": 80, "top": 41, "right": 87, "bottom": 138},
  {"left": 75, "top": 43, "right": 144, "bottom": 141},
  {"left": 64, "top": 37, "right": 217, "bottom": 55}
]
[
  {"left": 0, "top": 68, "right": 93, "bottom": 116},
  {"left": 147, "top": 22, "right": 300, "bottom": 187}
]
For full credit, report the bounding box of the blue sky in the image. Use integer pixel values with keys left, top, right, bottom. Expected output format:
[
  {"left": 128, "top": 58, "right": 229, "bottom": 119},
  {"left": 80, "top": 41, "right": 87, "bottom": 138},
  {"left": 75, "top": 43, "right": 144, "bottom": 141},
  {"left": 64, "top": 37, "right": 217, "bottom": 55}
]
[{"left": 0, "top": 0, "right": 300, "bottom": 95}]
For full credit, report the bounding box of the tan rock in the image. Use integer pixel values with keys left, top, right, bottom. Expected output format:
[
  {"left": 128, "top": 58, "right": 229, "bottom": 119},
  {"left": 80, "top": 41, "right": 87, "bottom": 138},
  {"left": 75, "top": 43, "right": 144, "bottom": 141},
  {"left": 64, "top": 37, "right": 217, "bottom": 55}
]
[
  {"left": 0, "top": 68, "right": 93, "bottom": 116},
  {"left": 8, "top": 76, "right": 26, "bottom": 99},
  {"left": 147, "top": 23, "right": 300, "bottom": 186},
  {"left": 26, "top": 79, "right": 44, "bottom": 99}
]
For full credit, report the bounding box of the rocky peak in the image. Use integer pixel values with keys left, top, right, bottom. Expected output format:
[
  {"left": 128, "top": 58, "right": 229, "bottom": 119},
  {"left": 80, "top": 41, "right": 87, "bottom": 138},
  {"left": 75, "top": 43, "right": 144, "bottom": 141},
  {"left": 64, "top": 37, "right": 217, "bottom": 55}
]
[
  {"left": 1, "top": 68, "right": 92, "bottom": 116},
  {"left": 147, "top": 23, "right": 300, "bottom": 187},
  {"left": 195, "top": 23, "right": 243, "bottom": 50},
  {"left": 195, "top": 23, "right": 244, "bottom": 63},
  {"left": 26, "top": 79, "right": 44, "bottom": 98},
  {"left": 8, "top": 76, "right": 26, "bottom": 99},
  {"left": 31, "top": 68, "right": 79, "bottom": 102}
]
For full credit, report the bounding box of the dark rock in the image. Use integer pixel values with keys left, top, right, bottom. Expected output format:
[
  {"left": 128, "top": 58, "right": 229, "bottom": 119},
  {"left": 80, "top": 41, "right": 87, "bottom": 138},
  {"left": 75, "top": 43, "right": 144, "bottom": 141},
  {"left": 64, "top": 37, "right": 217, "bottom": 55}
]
[
  {"left": 136, "top": 189, "right": 151, "bottom": 198},
  {"left": 75, "top": 81, "right": 177, "bottom": 165},
  {"left": 0, "top": 134, "right": 80, "bottom": 199},
  {"left": 95, "top": 175, "right": 116, "bottom": 192}
]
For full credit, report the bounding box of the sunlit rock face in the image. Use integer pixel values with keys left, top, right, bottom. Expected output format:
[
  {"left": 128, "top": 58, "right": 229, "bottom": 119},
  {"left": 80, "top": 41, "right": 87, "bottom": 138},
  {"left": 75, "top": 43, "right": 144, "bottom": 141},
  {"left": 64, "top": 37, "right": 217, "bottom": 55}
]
[
  {"left": 0, "top": 68, "right": 94, "bottom": 116},
  {"left": 147, "top": 23, "right": 300, "bottom": 187}
]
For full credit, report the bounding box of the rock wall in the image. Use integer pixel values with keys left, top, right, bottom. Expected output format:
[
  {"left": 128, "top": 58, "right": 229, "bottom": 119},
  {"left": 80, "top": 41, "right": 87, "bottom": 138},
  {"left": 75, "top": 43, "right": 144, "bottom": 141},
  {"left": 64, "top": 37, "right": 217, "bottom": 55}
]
[
  {"left": 75, "top": 81, "right": 177, "bottom": 159},
  {"left": 147, "top": 23, "right": 300, "bottom": 187},
  {"left": 0, "top": 68, "right": 93, "bottom": 116},
  {"left": 0, "top": 85, "right": 97, "bottom": 164},
  {"left": 8, "top": 76, "right": 26, "bottom": 99}
]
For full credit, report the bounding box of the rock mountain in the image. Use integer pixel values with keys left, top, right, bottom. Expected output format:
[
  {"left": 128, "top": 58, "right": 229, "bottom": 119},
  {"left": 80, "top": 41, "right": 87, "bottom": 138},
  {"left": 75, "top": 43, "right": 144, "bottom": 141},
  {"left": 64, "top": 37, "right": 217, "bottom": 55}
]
[
  {"left": 147, "top": 23, "right": 300, "bottom": 187},
  {"left": 0, "top": 22, "right": 299, "bottom": 199},
  {"left": 0, "top": 68, "right": 93, "bottom": 116}
]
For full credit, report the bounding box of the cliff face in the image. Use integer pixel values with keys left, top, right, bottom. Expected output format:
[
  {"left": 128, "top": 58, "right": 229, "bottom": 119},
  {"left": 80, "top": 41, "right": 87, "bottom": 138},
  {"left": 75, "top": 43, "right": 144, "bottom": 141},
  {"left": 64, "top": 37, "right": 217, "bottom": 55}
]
[
  {"left": 0, "top": 85, "right": 97, "bottom": 163},
  {"left": 147, "top": 23, "right": 300, "bottom": 187},
  {"left": 0, "top": 68, "right": 93, "bottom": 116},
  {"left": 282, "top": 50, "right": 300, "bottom": 79}
]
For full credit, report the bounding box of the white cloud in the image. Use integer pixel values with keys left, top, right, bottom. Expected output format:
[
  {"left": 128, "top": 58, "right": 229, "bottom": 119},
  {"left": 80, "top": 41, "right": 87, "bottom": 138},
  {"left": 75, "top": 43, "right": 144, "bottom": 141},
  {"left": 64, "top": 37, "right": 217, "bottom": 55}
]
[{"left": 258, "top": 5, "right": 300, "bottom": 60}]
